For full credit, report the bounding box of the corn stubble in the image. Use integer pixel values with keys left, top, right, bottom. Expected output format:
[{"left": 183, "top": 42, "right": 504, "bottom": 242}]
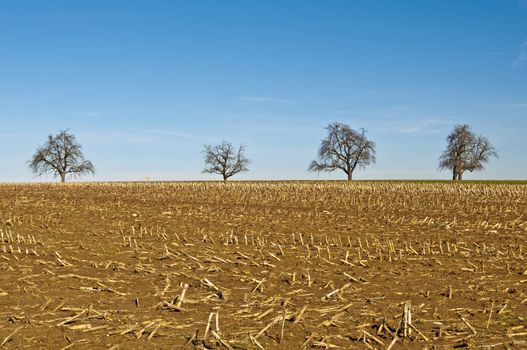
[{"left": 0, "top": 181, "right": 526, "bottom": 349}]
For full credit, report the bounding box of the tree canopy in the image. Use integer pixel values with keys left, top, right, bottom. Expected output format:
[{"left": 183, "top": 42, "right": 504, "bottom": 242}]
[
  {"left": 29, "top": 130, "right": 95, "bottom": 182},
  {"left": 309, "top": 122, "right": 376, "bottom": 181},
  {"left": 202, "top": 141, "right": 250, "bottom": 182},
  {"left": 439, "top": 124, "right": 497, "bottom": 180}
]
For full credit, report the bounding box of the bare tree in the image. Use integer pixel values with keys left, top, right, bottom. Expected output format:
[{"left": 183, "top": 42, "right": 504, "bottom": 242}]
[
  {"left": 202, "top": 141, "right": 250, "bottom": 182},
  {"left": 29, "top": 130, "right": 95, "bottom": 183},
  {"left": 309, "top": 122, "right": 376, "bottom": 181},
  {"left": 439, "top": 124, "right": 497, "bottom": 180}
]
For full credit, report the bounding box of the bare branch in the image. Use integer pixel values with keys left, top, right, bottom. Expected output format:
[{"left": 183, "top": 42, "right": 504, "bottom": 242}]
[
  {"left": 202, "top": 141, "right": 250, "bottom": 181},
  {"left": 439, "top": 124, "right": 497, "bottom": 180},
  {"left": 308, "top": 122, "right": 376, "bottom": 180},
  {"left": 28, "top": 130, "right": 95, "bottom": 182}
]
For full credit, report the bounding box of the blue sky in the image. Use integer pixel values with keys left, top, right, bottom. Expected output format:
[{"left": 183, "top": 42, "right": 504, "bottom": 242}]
[{"left": 1, "top": 0, "right": 526, "bottom": 181}]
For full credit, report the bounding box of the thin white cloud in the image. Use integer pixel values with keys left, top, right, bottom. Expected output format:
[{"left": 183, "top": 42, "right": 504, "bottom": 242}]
[
  {"left": 330, "top": 105, "right": 416, "bottom": 119},
  {"left": 0, "top": 133, "right": 21, "bottom": 141},
  {"left": 81, "top": 112, "right": 101, "bottom": 117},
  {"left": 139, "top": 128, "right": 208, "bottom": 141},
  {"left": 83, "top": 130, "right": 155, "bottom": 145},
  {"left": 223, "top": 123, "right": 316, "bottom": 134},
  {"left": 383, "top": 119, "right": 447, "bottom": 134},
  {"left": 390, "top": 51, "right": 512, "bottom": 59},
  {"left": 513, "top": 39, "right": 527, "bottom": 66},
  {"left": 80, "top": 128, "right": 206, "bottom": 146},
  {"left": 331, "top": 110, "right": 363, "bottom": 116},
  {"left": 240, "top": 96, "right": 296, "bottom": 104},
  {"left": 482, "top": 103, "right": 527, "bottom": 109},
  {"left": 1, "top": 11, "right": 111, "bottom": 22}
]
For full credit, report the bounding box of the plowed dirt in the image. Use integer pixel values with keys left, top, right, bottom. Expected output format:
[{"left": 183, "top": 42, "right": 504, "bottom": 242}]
[{"left": 1, "top": 182, "right": 526, "bottom": 349}]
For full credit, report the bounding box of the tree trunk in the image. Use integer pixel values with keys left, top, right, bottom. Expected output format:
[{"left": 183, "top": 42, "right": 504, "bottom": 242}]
[
  {"left": 457, "top": 172, "right": 463, "bottom": 180},
  {"left": 452, "top": 167, "right": 457, "bottom": 180},
  {"left": 223, "top": 174, "right": 228, "bottom": 183},
  {"left": 60, "top": 173, "right": 66, "bottom": 183},
  {"left": 347, "top": 171, "right": 353, "bottom": 181}
]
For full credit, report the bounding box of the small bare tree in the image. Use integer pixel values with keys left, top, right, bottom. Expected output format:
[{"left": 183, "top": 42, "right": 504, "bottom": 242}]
[
  {"left": 202, "top": 141, "right": 250, "bottom": 182},
  {"left": 309, "top": 122, "right": 376, "bottom": 181},
  {"left": 29, "top": 130, "right": 95, "bottom": 183},
  {"left": 439, "top": 124, "right": 497, "bottom": 180}
]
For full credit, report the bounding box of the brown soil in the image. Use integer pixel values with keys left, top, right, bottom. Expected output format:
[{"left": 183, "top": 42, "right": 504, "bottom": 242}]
[{"left": 0, "top": 182, "right": 526, "bottom": 349}]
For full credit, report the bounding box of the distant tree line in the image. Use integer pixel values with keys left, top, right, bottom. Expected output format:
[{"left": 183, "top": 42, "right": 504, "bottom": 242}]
[{"left": 29, "top": 124, "right": 497, "bottom": 182}]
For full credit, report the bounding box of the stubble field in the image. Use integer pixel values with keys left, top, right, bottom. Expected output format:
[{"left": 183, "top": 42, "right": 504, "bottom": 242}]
[{"left": 0, "top": 182, "right": 526, "bottom": 349}]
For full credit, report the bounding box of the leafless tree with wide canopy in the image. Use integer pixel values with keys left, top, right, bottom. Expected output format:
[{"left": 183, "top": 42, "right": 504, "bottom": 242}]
[
  {"left": 202, "top": 141, "right": 250, "bottom": 182},
  {"left": 309, "top": 122, "right": 376, "bottom": 181},
  {"left": 29, "top": 130, "right": 95, "bottom": 183},
  {"left": 439, "top": 124, "right": 497, "bottom": 180}
]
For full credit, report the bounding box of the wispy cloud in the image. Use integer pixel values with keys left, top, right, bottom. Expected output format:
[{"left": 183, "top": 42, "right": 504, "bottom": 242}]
[
  {"left": 82, "top": 130, "right": 156, "bottom": 145},
  {"left": 1, "top": 11, "right": 111, "bottom": 22},
  {"left": 139, "top": 128, "right": 208, "bottom": 141},
  {"left": 482, "top": 102, "right": 527, "bottom": 109},
  {"left": 81, "top": 128, "right": 206, "bottom": 146},
  {"left": 390, "top": 51, "right": 511, "bottom": 59},
  {"left": 330, "top": 105, "right": 417, "bottom": 118},
  {"left": 383, "top": 119, "right": 447, "bottom": 134},
  {"left": 513, "top": 39, "right": 527, "bottom": 66},
  {"left": 240, "top": 96, "right": 296, "bottom": 104},
  {"left": 331, "top": 110, "right": 363, "bottom": 116},
  {"left": 81, "top": 112, "right": 101, "bottom": 117},
  {"left": 223, "top": 123, "right": 316, "bottom": 135},
  {"left": 0, "top": 133, "right": 21, "bottom": 141}
]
